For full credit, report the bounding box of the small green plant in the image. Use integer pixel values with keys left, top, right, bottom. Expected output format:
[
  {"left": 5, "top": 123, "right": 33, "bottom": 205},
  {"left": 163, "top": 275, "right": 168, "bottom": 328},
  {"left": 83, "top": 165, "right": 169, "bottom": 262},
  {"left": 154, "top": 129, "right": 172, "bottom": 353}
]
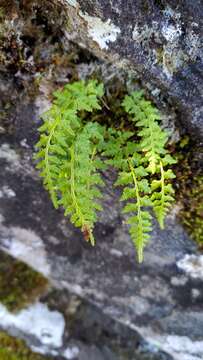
[{"left": 34, "top": 80, "right": 176, "bottom": 262}]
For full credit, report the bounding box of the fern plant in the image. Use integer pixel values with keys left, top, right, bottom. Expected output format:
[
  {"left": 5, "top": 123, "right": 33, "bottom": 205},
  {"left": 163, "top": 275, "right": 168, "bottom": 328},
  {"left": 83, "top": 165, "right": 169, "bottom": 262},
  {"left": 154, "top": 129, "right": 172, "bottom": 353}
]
[{"left": 34, "top": 81, "right": 176, "bottom": 262}]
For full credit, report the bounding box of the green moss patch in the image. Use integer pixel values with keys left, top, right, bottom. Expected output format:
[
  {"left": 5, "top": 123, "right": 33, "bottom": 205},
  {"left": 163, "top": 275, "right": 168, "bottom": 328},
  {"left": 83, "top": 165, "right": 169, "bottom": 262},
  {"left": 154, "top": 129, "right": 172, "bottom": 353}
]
[
  {"left": 0, "top": 331, "right": 50, "bottom": 360},
  {"left": 0, "top": 251, "right": 48, "bottom": 312},
  {"left": 174, "top": 138, "right": 203, "bottom": 246},
  {"left": 179, "top": 174, "right": 203, "bottom": 245}
]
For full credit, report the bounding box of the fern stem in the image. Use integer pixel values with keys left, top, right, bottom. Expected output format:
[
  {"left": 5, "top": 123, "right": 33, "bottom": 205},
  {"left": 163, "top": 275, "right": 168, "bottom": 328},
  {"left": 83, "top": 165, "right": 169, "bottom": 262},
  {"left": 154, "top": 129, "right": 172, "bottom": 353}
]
[
  {"left": 148, "top": 124, "right": 156, "bottom": 174},
  {"left": 87, "top": 146, "right": 96, "bottom": 191},
  {"left": 128, "top": 159, "right": 143, "bottom": 263},
  {"left": 70, "top": 145, "right": 85, "bottom": 226},
  {"left": 70, "top": 145, "right": 95, "bottom": 245},
  {"left": 45, "top": 116, "right": 61, "bottom": 208},
  {"left": 160, "top": 160, "right": 165, "bottom": 229},
  {"left": 143, "top": 117, "right": 156, "bottom": 174}
]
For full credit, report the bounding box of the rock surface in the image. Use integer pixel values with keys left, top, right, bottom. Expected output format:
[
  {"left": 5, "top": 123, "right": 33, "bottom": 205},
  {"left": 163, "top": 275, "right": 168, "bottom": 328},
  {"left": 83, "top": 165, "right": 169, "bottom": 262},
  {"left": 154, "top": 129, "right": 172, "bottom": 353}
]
[
  {"left": 59, "top": 0, "right": 203, "bottom": 141},
  {"left": 0, "top": 2, "right": 202, "bottom": 360},
  {"left": 0, "top": 71, "right": 202, "bottom": 359}
]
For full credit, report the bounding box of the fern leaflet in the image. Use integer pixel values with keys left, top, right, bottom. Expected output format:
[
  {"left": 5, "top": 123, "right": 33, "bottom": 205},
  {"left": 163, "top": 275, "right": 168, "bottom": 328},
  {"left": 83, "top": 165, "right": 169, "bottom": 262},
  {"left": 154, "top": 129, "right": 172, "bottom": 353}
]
[
  {"left": 151, "top": 155, "right": 176, "bottom": 228},
  {"left": 123, "top": 91, "right": 168, "bottom": 174}
]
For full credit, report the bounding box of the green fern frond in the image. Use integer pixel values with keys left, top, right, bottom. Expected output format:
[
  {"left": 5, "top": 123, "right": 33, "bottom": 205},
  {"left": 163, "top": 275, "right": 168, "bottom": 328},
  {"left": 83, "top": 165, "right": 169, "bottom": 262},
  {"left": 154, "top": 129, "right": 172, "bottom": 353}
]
[
  {"left": 34, "top": 105, "right": 71, "bottom": 208},
  {"left": 116, "top": 158, "right": 152, "bottom": 263},
  {"left": 123, "top": 91, "right": 168, "bottom": 174},
  {"left": 34, "top": 80, "right": 105, "bottom": 244},
  {"left": 59, "top": 124, "right": 103, "bottom": 235},
  {"left": 58, "top": 123, "right": 105, "bottom": 245}
]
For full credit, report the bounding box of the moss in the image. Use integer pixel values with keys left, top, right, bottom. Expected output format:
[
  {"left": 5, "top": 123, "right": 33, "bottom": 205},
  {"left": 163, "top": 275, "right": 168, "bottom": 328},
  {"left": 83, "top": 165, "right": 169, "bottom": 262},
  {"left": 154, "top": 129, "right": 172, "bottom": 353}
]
[
  {"left": 156, "top": 47, "right": 164, "bottom": 65},
  {"left": 0, "top": 251, "right": 49, "bottom": 312},
  {"left": 0, "top": 331, "right": 50, "bottom": 360},
  {"left": 0, "top": 1, "right": 66, "bottom": 75},
  {"left": 174, "top": 138, "right": 203, "bottom": 247},
  {"left": 179, "top": 174, "right": 203, "bottom": 246}
]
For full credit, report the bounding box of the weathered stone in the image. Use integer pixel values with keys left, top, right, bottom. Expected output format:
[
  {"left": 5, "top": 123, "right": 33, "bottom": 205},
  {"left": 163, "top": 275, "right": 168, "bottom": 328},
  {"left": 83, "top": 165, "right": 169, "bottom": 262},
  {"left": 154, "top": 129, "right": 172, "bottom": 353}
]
[
  {"left": 58, "top": 0, "right": 203, "bottom": 141},
  {"left": 0, "top": 2, "right": 202, "bottom": 360},
  {"left": 0, "top": 76, "right": 202, "bottom": 359}
]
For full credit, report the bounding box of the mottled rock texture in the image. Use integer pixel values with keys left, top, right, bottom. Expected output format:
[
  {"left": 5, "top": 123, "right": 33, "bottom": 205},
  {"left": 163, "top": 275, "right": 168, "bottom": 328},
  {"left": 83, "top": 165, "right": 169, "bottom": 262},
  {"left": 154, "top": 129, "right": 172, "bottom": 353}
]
[
  {"left": 0, "top": 1, "right": 202, "bottom": 360},
  {"left": 59, "top": 0, "right": 203, "bottom": 142}
]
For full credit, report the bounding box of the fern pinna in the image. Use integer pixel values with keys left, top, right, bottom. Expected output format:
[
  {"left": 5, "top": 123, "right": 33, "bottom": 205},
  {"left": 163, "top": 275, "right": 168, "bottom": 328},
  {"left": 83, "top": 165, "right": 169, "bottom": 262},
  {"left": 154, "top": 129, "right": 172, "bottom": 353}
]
[
  {"left": 151, "top": 155, "right": 176, "bottom": 229},
  {"left": 34, "top": 81, "right": 176, "bottom": 262}
]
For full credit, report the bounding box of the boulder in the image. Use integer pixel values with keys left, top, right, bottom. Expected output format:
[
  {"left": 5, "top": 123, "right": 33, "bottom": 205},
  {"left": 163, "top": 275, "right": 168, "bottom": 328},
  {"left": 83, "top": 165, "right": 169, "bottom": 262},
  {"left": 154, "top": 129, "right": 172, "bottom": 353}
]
[{"left": 0, "top": 2, "right": 202, "bottom": 359}]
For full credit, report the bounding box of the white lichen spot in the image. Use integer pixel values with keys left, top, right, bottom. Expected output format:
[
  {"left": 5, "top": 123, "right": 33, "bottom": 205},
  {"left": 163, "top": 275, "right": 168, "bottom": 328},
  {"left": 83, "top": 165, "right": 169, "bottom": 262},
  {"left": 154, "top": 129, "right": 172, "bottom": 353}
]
[
  {"left": 162, "top": 23, "right": 182, "bottom": 42},
  {"left": 147, "top": 334, "right": 203, "bottom": 360},
  {"left": 0, "top": 227, "right": 50, "bottom": 276},
  {"left": 132, "top": 24, "right": 153, "bottom": 42},
  {"left": 191, "top": 288, "right": 201, "bottom": 300},
  {"left": 0, "top": 186, "right": 16, "bottom": 198},
  {"left": 162, "top": 7, "right": 182, "bottom": 42},
  {"left": 20, "top": 138, "right": 30, "bottom": 149},
  {"left": 185, "top": 30, "right": 201, "bottom": 60},
  {"left": 0, "top": 143, "right": 20, "bottom": 170},
  {"left": 61, "top": 281, "right": 83, "bottom": 296},
  {"left": 151, "top": 88, "right": 161, "bottom": 97},
  {"left": 63, "top": 346, "right": 79, "bottom": 359},
  {"left": 132, "top": 24, "right": 139, "bottom": 40},
  {"left": 110, "top": 248, "right": 123, "bottom": 257},
  {"left": 160, "top": 6, "right": 185, "bottom": 78},
  {"left": 80, "top": 13, "right": 120, "bottom": 49},
  {"left": 0, "top": 302, "right": 65, "bottom": 350},
  {"left": 35, "top": 80, "right": 52, "bottom": 116},
  {"left": 177, "top": 254, "right": 203, "bottom": 279},
  {"left": 170, "top": 276, "right": 188, "bottom": 286},
  {"left": 164, "top": 335, "right": 203, "bottom": 360},
  {"left": 65, "top": 0, "right": 78, "bottom": 7}
]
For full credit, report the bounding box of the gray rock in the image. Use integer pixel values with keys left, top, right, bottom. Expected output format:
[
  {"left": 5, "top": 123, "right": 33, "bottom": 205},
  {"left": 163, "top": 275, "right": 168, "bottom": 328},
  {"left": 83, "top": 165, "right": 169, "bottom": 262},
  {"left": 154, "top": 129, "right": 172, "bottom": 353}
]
[
  {"left": 0, "top": 2, "right": 202, "bottom": 360},
  {"left": 60, "top": 0, "right": 203, "bottom": 141},
  {"left": 0, "top": 90, "right": 202, "bottom": 359}
]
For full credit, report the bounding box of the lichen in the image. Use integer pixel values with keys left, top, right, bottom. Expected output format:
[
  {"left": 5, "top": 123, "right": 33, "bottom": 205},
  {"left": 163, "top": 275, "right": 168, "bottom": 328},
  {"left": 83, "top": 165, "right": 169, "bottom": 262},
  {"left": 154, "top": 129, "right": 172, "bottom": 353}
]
[
  {"left": 79, "top": 13, "right": 121, "bottom": 50},
  {"left": 0, "top": 251, "right": 48, "bottom": 312},
  {"left": 65, "top": 0, "right": 78, "bottom": 7},
  {"left": 0, "top": 331, "right": 50, "bottom": 360},
  {"left": 177, "top": 254, "right": 203, "bottom": 279}
]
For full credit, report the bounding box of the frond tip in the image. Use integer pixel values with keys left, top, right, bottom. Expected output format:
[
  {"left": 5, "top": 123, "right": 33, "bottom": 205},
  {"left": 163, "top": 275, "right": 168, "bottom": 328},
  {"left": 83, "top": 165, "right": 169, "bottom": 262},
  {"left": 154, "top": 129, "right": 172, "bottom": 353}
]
[
  {"left": 123, "top": 91, "right": 168, "bottom": 174},
  {"left": 116, "top": 158, "right": 152, "bottom": 263}
]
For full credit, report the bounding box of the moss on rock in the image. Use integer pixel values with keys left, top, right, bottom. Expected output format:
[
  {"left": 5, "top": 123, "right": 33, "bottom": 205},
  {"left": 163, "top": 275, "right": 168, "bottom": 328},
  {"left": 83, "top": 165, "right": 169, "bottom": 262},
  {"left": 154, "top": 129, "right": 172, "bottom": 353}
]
[
  {"left": 179, "top": 174, "right": 203, "bottom": 246},
  {"left": 0, "top": 331, "right": 50, "bottom": 360},
  {"left": 0, "top": 251, "right": 48, "bottom": 312},
  {"left": 174, "top": 138, "right": 203, "bottom": 246}
]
